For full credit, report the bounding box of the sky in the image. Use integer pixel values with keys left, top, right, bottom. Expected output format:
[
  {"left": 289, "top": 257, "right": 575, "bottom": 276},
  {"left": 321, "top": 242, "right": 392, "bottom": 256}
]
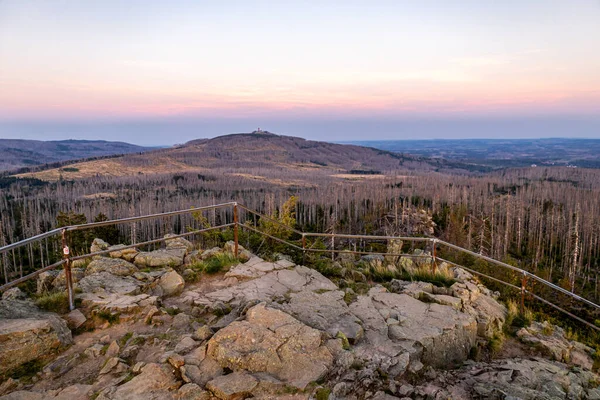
[{"left": 0, "top": 0, "right": 599, "bottom": 145}]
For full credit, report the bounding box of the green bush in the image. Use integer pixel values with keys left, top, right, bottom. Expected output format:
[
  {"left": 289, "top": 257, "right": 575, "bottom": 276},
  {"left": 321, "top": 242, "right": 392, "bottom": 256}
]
[{"left": 35, "top": 291, "right": 70, "bottom": 314}]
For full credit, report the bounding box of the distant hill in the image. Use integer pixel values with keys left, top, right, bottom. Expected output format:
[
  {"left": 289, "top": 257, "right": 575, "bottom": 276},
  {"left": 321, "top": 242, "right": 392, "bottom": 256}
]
[
  {"left": 345, "top": 138, "right": 600, "bottom": 169},
  {"left": 0, "top": 139, "right": 152, "bottom": 172},
  {"left": 15, "top": 132, "right": 486, "bottom": 181}
]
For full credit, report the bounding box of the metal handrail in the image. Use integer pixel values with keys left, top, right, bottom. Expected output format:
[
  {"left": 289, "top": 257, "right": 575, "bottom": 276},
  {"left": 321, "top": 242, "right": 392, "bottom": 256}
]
[
  {"left": 0, "top": 201, "right": 599, "bottom": 333},
  {"left": 66, "top": 202, "right": 237, "bottom": 232}
]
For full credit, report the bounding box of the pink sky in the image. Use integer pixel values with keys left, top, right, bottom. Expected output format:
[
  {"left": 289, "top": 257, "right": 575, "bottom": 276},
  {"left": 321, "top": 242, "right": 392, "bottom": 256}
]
[{"left": 0, "top": 1, "right": 599, "bottom": 143}]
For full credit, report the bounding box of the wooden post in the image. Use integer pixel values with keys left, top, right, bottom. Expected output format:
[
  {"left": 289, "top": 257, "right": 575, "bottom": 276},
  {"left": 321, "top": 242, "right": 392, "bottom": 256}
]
[
  {"left": 61, "top": 229, "right": 75, "bottom": 311},
  {"left": 521, "top": 271, "right": 527, "bottom": 315},
  {"left": 233, "top": 204, "right": 239, "bottom": 258}
]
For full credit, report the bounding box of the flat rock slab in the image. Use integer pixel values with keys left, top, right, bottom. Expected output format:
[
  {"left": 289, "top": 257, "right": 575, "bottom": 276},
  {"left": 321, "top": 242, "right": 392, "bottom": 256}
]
[
  {"left": 78, "top": 272, "right": 145, "bottom": 295},
  {"left": 207, "top": 303, "right": 333, "bottom": 389},
  {"left": 78, "top": 292, "right": 158, "bottom": 314},
  {"left": 371, "top": 292, "right": 477, "bottom": 368},
  {"left": 225, "top": 257, "right": 292, "bottom": 279},
  {"left": 280, "top": 290, "right": 364, "bottom": 342},
  {"left": 201, "top": 266, "right": 337, "bottom": 305}
]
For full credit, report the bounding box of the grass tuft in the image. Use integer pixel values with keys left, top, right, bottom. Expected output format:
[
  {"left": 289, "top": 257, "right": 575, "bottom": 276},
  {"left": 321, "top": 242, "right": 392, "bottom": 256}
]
[
  {"left": 97, "top": 310, "right": 120, "bottom": 324},
  {"left": 35, "top": 291, "right": 70, "bottom": 314},
  {"left": 191, "top": 253, "right": 240, "bottom": 275},
  {"left": 504, "top": 299, "right": 533, "bottom": 330},
  {"left": 364, "top": 262, "right": 456, "bottom": 287}
]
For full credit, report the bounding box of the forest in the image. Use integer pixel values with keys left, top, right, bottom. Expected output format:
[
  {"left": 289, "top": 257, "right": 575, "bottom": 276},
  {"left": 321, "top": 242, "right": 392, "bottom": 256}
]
[{"left": 1, "top": 134, "right": 600, "bottom": 313}]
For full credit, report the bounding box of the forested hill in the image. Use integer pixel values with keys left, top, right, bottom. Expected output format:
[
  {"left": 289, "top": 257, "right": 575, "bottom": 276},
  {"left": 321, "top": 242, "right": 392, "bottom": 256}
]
[
  {"left": 15, "top": 132, "right": 485, "bottom": 181},
  {"left": 0, "top": 139, "right": 151, "bottom": 173}
]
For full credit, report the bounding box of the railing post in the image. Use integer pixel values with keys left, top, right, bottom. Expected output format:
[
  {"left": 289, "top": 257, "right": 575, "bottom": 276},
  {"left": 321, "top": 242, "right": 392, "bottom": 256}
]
[
  {"left": 331, "top": 233, "right": 335, "bottom": 261},
  {"left": 233, "top": 203, "right": 239, "bottom": 258},
  {"left": 521, "top": 271, "right": 527, "bottom": 315},
  {"left": 61, "top": 229, "right": 75, "bottom": 311},
  {"left": 302, "top": 233, "right": 306, "bottom": 265},
  {"left": 431, "top": 238, "right": 437, "bottom": 274}
]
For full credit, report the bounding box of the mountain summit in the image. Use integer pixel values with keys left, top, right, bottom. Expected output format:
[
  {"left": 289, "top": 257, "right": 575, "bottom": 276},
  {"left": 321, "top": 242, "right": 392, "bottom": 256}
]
[{"left": 16, "top": 132, "right": 472, "bottom": 182}]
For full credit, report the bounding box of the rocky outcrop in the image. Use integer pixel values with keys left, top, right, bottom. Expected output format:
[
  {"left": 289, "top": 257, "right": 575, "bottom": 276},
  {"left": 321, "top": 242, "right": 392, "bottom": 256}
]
[
  {"left": 409, "top": 357, "right": 600, "bottom": 400},
  {"left": 207, "top": 303, "right": 334, "bottom": 389},
  {"left": 3, "top": 241, "right": 598, "bottom": 400},
  {"left": 517, "top": 321, "right": 595, "bottom": 370},
  {"left": 0, "top": 300, "right": 72, "bottom": 378},
  {"left": 368, "top": 289, "right": 477, "bottom": 368}
]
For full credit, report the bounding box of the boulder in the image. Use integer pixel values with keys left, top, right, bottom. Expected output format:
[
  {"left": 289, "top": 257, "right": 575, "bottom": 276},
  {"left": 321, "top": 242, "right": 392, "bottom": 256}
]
[
  {"left": 177, "top": 384, "right": 211, "bottom": 400},
  {"left": 85, "top": 258, "right": 138, "bottom": 277},
  {"left": 90, "top": 238, "right": 110, "bottom": 254},
  {"left": 181, "top": 353, "right": 224, "bottom": 386},
  {"left": 0, "top": 300, "right": 72, "bottom": 377},
  {"left": 2, "top": 288, "right": 26, "bottom": 301},
  {"left": 63, "top": 309, "right": 87, "bottom": 329},
  {"left": 174, "top": 336, "right": 198, "bottom": 354},
  {"left": 385, "top": 238, "right": 404, "bottom": 264},
  {"left": 389, "top": 280, "right": 433, "bottom": 297},
  {"left": 52, "top": 268, "right": 85, "bottom": 290},
  {"left": 184, "top": 250, "right": 202, "bottom": 265},
  {"left": 107, "top": 244, "right": 139, "bottom": 262},
  {"left": 465, "top": 293, "right": 506, "bottom": 338},
  {"left": 201, "top": 247, "right": 223, "bottom": 260},
  {"left": 134, "top": 249, "right": 185, "bottom": 268},
  {"left": 36, "top": 270, "right": 59, "bottom": 295},
  {"left": 207, "top": 303, "right": 334, "bottom": 389},
  {"left": 206, "top": 372, "right": 258, "bottom": 400},
  {"left": 158, "top": 270, "right": 185, "bottom": 297},
  {"left": 165, "top": 234, "right": 195, "bottom": 253},
  {"left": 337, "top": 250, "right": 356, "bottom": 265},
  {"left": 398, "top": 257, "right": 415, "bottom": 273},
  {"left": 516, "top": 321, "right": 595, "bottom": 369}
]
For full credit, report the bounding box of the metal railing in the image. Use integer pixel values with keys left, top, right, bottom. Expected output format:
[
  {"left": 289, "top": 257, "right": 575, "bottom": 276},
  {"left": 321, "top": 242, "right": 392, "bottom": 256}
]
[{"left": 1, "top": 201, "right": 599, "bottom": 332}]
